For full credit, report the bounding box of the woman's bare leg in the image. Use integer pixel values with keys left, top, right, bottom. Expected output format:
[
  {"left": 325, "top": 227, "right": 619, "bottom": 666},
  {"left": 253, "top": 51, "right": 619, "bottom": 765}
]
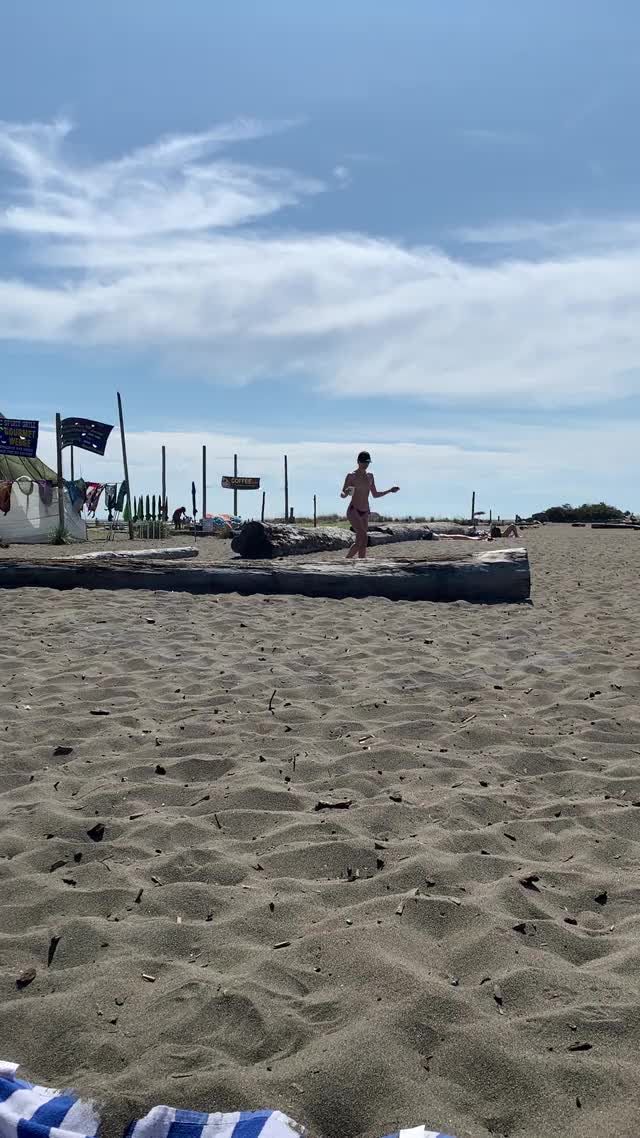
[
  {"left": 357, "top": 513, "right": 369, "bottom": 557},
  {"left": 346, "top": 509, "right": 368, "bottom": 558}
]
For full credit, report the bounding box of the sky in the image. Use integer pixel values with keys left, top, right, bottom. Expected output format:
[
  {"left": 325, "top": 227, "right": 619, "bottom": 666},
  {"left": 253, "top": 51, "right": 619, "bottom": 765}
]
[{"left": 1, "top": 0, "right": 639, "bottom": 519}]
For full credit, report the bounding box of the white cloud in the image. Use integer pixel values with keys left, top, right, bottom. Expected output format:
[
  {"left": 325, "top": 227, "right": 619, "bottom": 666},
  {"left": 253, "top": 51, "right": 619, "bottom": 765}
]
[
  {"left": 1, "top": 118, "right": 640, "bottom": 409},
  {"left": 34, "top": 419, "right": 640, "bottom": 519}
]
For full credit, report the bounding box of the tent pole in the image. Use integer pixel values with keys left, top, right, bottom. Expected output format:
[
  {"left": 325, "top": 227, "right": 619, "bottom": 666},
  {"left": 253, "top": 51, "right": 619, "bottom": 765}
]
[{"left": 116, "top": 392, "right": 135, "bottom": 540}]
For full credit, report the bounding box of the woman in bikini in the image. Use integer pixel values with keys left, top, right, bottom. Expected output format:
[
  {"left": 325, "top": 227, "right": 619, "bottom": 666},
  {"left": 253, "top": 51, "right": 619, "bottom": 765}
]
[{"left": 341, "top": 451, "right": 399, "bottom": 559}]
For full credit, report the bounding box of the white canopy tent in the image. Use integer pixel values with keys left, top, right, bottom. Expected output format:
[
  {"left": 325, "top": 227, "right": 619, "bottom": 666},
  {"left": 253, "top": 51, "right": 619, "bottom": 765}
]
[{"left": 0, "top": 452, "right": 87, "bottom": 545}]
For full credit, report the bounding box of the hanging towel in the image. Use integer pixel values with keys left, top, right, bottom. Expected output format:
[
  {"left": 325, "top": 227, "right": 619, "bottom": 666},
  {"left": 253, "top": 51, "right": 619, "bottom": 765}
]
[
  {"left": 85, "top": 482, "right": 104, "bottom": 515},
  {"left": 116, "top": 480, "right": 128, "bottom": 512},
  {"left": 104, "top": 483, "right": 118, "bottom": 510},
  {"left": 65, "top": 479, "right": 87, "bottom": 514},
  {"left": 0, "top": 1062, "right": 455, "bottom": 1138},
  {"left": 37, "top": 480, "right": 54, "bottom": 506},
  {"left": 0, "top": 481, "right": 12, "bottom": 515}
]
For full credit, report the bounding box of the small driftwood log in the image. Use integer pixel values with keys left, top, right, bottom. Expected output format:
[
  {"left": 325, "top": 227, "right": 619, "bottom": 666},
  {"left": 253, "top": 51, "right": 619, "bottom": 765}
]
[
  {"left": 0, "top": 548, "right": 531, "bottom": 603},
  {"left": 231, "top": 521, "right": 436, "bottom": 559},
  {"left": 70, "top": 546, "right": 199, "bottom": 562}
]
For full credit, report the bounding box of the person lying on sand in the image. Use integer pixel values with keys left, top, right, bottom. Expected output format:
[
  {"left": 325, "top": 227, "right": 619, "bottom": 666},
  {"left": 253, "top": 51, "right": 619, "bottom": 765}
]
[
  {"left": 341, "top": 451, "right": 399, "bottom": 559},
  {"left": 489, "top": 523, "right": 519, "bottom": 540}
]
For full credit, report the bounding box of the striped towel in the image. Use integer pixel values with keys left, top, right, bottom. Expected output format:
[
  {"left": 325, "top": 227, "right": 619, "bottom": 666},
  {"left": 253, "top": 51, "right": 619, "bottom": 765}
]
[{"left": 0, "top": 1063, "right": 455, "bottom": 1138}]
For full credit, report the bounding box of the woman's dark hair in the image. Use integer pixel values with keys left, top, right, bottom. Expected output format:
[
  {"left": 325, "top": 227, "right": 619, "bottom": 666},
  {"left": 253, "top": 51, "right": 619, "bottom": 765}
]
[{"left": 357, "top": 451, "right": 371, "bottom": 464}]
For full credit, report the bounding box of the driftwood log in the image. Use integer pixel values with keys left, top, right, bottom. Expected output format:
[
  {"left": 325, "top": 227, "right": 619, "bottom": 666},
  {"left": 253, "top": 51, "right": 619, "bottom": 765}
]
[
  {"left": 0, "top": 548, "right": 531, "bottom": 603},
  {"left": 591, "top": 523, "right": 640, "bottom": 531},
  {"left": 70, "top": 546, "right": 199, "bottom": 562},
  {"left": 231, "top": 521, "right": 436, "bottom": 559}
]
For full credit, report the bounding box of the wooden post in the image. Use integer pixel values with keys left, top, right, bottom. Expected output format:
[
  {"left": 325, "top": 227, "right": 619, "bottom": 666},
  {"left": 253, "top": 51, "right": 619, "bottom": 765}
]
[
  {"left": 233, "top": 454, "right": 238, "bottom": 517},
  {"left": 55, "top": 412, "right": 65, "bottom": 532},
  {"left": 202, "top": 445, "right": 207, "bottom": 523},
  {"left": 116, "top": 391, "right": 134, "bottom": 540},
  {"left": 161, "top": 445, "right": 166, "bottom": 520},
  {"left": 284, "top": 455, "right": 289, "bottom": 522},
  {"left": 471, "top": 490, "right": 476, "bottom": 524},
  {"left": 70, "top": 445, "right": 75, "bottom": 482},
  {"left": 261, "top": 491, "right": 266, "bottom": 522},
  {"left": 489, "top": 509, "right": 492, "bottom": 525},
  {"left": 313, "top": 494, "right": 317, "bottom": 528}
]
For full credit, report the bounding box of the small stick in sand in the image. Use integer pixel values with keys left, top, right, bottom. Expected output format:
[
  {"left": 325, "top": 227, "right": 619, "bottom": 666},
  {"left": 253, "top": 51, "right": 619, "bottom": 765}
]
[
  {"left": 268, "top": 689, "right": 277, "bottom": 713},
  {"left": 47, "top": 935, "right": 61, "bottom": 967}
]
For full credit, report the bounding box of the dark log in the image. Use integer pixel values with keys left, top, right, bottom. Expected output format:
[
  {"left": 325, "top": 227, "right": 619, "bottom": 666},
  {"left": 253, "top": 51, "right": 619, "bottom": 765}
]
[
  {"left": 0, "top": 548, "right": 531, "bottom": 603},
  {"left": 231, "top": 521, "right": 437, "bottom": 559},
  {"left": 591, "top": 523, "right": 640, "bottom": 531},
  {"left": 231, "top": 521, "right": 350, "bottom": 558}
]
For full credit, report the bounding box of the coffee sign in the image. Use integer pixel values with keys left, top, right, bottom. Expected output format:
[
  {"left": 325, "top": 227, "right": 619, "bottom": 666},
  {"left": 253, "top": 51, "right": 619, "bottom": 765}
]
[{"left": 221, "top": 476, "right": 260, "bottom": 490}]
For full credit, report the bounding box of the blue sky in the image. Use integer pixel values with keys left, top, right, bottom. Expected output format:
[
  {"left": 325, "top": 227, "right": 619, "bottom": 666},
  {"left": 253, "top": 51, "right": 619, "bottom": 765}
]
[{"left": 1, "top": 0, "right": 639, "bottom": 518}]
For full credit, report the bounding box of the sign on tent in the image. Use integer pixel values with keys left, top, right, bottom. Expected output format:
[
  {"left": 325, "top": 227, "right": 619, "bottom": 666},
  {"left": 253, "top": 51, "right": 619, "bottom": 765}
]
[{"left": 0, "top": 419, "right": 39, "bottom": 458}]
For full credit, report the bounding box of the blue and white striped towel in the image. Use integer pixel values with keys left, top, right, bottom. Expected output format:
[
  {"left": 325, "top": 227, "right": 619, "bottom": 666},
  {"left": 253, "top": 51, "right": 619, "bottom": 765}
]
[{"left": 0, "top": 1062, "right": 455, "bottom": 1138}]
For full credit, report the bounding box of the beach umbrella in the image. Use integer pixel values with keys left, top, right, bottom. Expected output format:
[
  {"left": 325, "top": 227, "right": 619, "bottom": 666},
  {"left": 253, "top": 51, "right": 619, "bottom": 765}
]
[{"left": 191, "top": 481, "right": 197, "bottom": 519}]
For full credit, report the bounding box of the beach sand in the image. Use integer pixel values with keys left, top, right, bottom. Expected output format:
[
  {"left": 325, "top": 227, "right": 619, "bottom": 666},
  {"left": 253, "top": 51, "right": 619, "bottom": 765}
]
[{"left": 1, "top": 525, "right": 639, "bottom": 1138}]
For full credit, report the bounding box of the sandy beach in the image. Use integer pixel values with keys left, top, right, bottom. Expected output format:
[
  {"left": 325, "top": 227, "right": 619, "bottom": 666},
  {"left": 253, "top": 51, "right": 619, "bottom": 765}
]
[{"left": 1, "top": 524, "right": 640, "bottom": 1138}]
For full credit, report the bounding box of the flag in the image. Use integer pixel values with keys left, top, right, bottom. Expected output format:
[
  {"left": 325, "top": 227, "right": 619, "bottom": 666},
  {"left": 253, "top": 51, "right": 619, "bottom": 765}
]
[{"left": 60, "top": 417, "right": 113, "bottom": 455}]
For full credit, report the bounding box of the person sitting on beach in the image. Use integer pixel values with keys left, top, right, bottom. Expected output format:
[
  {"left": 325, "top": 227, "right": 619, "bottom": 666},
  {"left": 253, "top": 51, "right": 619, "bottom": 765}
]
[
  {"left": 341, "top": 451, "right": 399, "bottom": 559},
  {"left": 172, "top": 506, "right": 187, "bottom": 530}
]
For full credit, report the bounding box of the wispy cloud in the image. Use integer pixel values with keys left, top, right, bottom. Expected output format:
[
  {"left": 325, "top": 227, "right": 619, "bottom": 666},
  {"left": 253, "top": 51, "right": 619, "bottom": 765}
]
[
  {"left": 1, "top": 118, "right": 640, "bottom": 410},
  {"left": 0, "top": 116, "right": 315, "bottom": 239},
  {"left": 460, "top": 127, "right": 533, "bottom": 147},
  {"left": 456, "top": 215, "right": 640, "bottom": 253}
]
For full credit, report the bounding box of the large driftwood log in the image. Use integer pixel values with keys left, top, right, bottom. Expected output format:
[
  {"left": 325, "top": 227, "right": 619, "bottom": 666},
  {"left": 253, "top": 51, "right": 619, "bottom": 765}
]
[
  {"left": 0, "top": 548, "right": 531, "bottom": 603},
  {"left": 231, "top": 521, "right": 436, "bottom": 559}
]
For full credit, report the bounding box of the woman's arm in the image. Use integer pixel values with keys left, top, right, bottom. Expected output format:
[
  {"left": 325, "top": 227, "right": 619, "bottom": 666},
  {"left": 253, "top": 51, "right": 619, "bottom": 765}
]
[
  {"left": 370, "top": 475, "right": 399, "bottom": 499},
  {"left": 340, "top": 474, "right": 353, "bottom": 499}
]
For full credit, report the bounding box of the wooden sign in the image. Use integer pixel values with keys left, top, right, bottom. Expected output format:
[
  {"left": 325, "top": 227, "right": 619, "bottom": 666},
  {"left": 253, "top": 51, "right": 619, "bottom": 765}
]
[{"left": 222, "top": 476, "right": 260, "bottom": 490}]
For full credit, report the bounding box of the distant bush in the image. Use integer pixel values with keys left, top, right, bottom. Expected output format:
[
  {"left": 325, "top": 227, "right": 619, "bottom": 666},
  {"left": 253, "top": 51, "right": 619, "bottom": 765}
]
[{"left": 531, "top": 502, "right": 625, "bottom": 523}]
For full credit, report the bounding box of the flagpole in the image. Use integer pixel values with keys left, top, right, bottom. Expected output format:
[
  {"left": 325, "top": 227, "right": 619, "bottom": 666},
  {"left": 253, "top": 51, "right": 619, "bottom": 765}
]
[
  {"left": 116, "top": 392, "right": 134, "bottom": 540},
  {"left": 55, "top": 413, "right": 65, "bottom": 532}
]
